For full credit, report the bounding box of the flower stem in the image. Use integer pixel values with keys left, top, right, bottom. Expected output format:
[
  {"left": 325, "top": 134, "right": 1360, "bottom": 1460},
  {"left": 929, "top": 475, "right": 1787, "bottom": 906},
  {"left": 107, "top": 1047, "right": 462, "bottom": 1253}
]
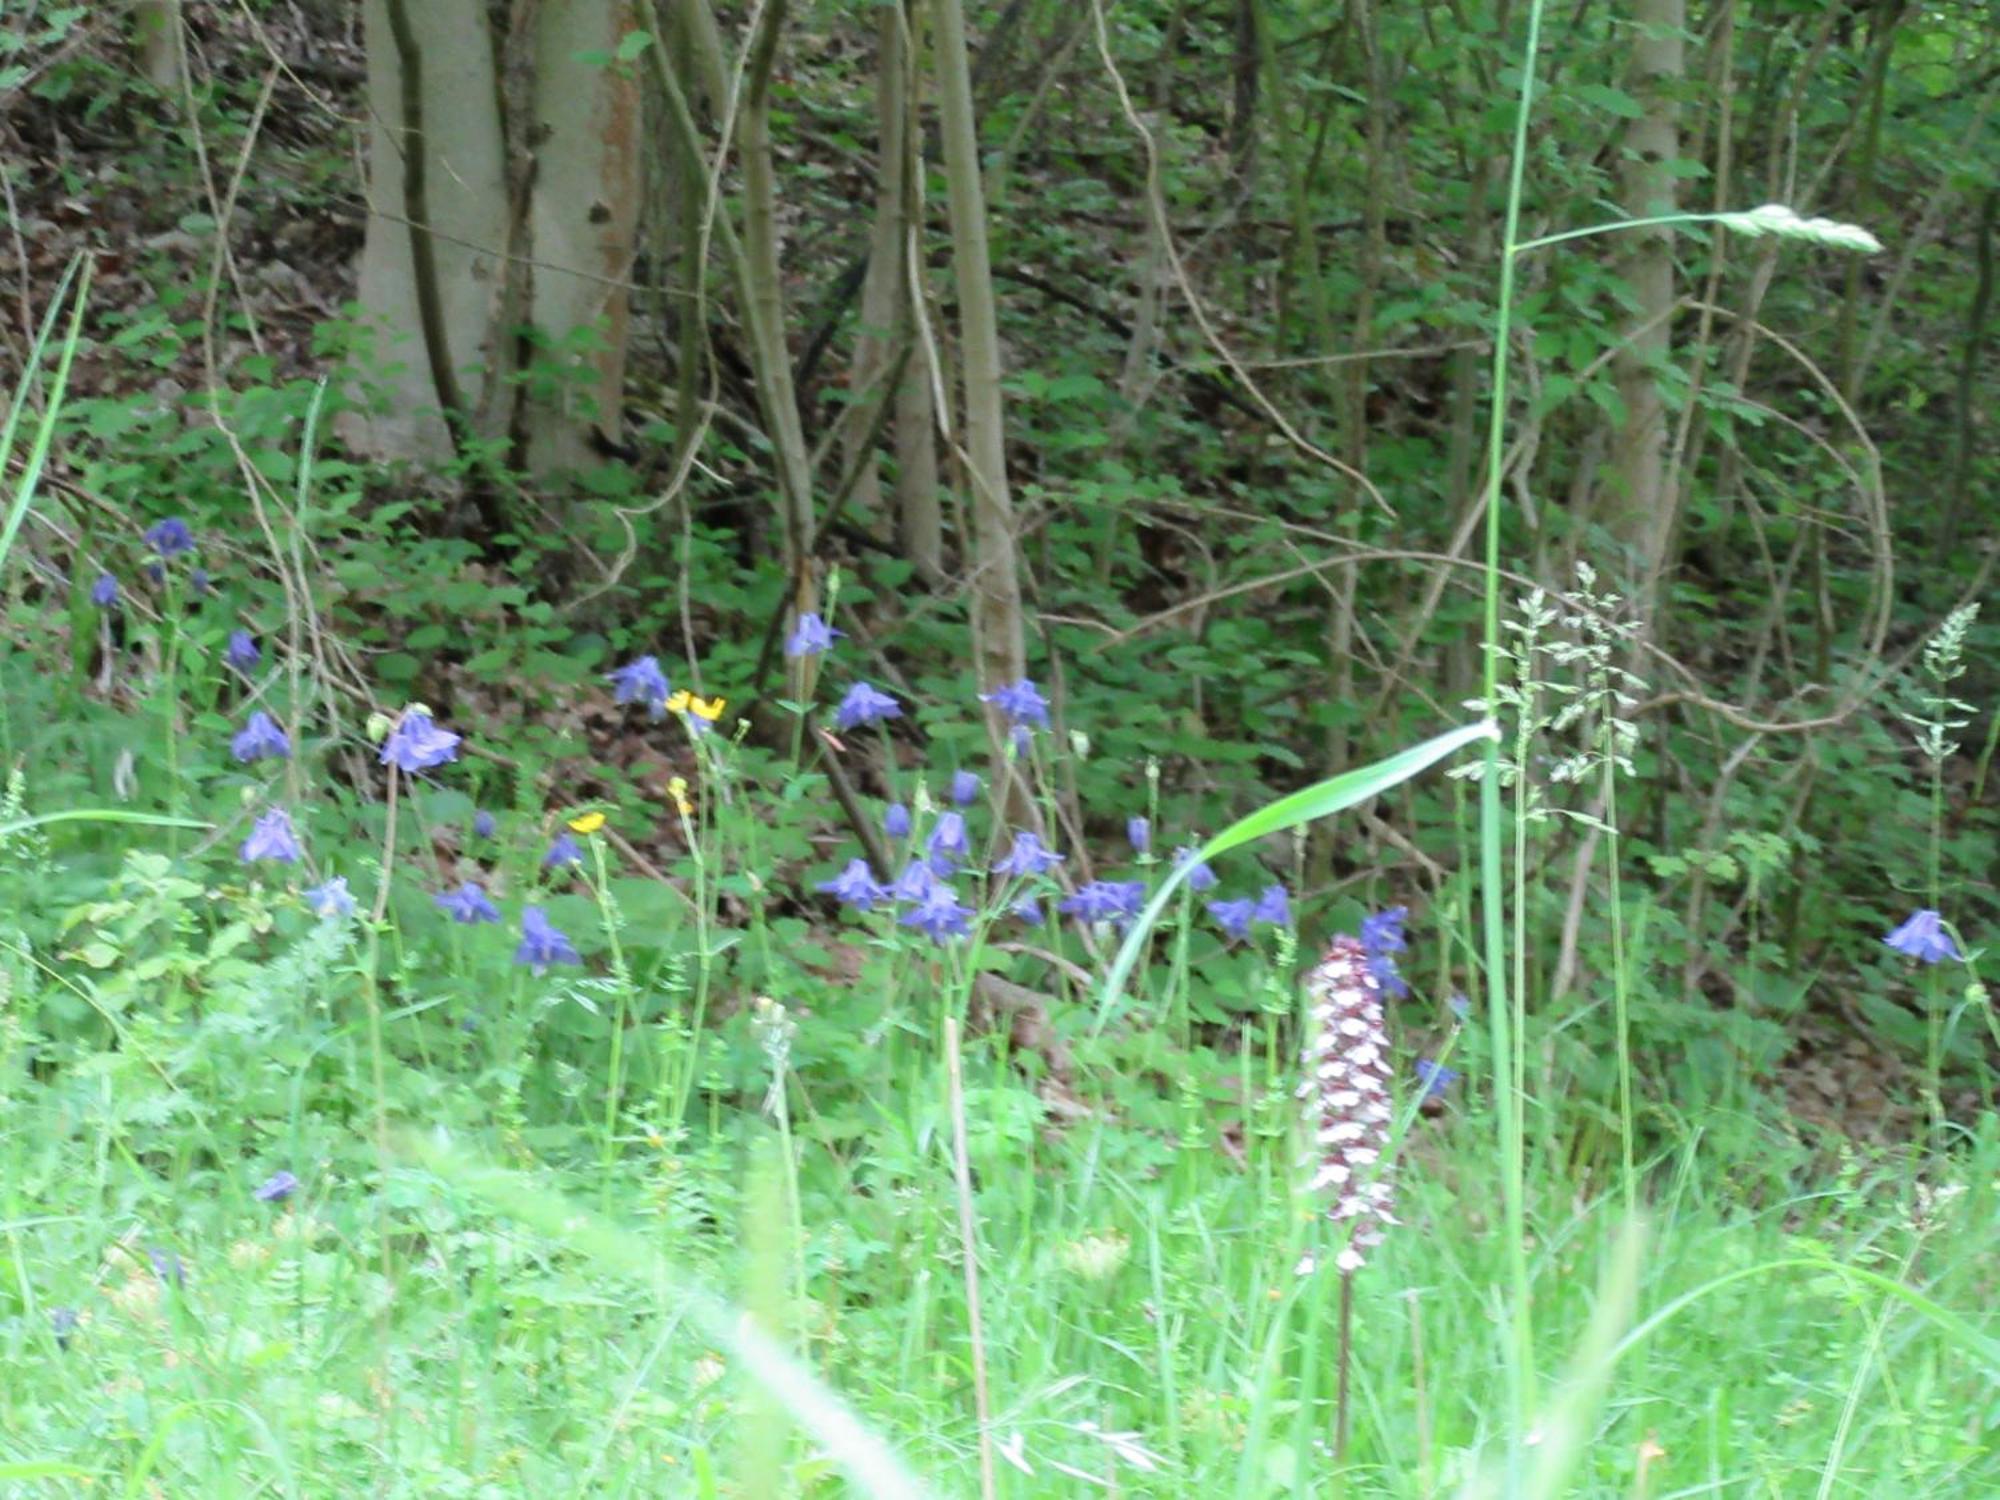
[{"left": 1480, "top": 0, "right": 1548, "bottom": 1460}]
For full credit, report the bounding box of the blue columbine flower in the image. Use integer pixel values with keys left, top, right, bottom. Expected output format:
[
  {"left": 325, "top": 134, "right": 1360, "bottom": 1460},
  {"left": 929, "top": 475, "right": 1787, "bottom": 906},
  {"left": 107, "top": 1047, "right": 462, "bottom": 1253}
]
[
  {"left": 950, "top": 769, "right": 981, "bottom": 806},
  {"left": 379, "top": 708, "right": 461, "bottom": 774},
  {"left": 1060, "top": 880, "right": 1147, "bottom": 924},
  {"left": 890, "top": 860, "right": 937, "bottom": 903},
  {"left": 900, "top": 884, "right": 973, "bottom": 940},
  {"left": 818, "top": 858, "right": 890, "bottom": 911},
  {"left": 980, "top": 677, "right": 1050, "bottom": 729},
  {"left": 1883, "top": 909, "right": 1962, "bottom": 964},
  {"left": 543, "top": 832, "right": 584, "bottom": 870},
  {"left": 50, "top": 1306, "right": 78, "bottom": 1350},
  {"left": 305, "top": 876, "right": 355, "bottom": 918},
  {"left": 254, "top": 1169, "right": 300, "bottom": 1203},
  {"left": 147, "top": 1247, "right": 186, "bottom": 1287},
  {"left": 785, "top": 611, "right": 842, "bottom": 658},
  {"left": 1127, "top": 816, "right": 1151, "bottom": 854},
  {"left": 90, "top": 571, "right": 119, "bottom": 606},
  {"left": 473, "top": 809, "right": 497, "bottom": 839},
  {"left": 1173, "top": 846, "right": 1217, "bottom": 892},
  {"left": 240, "top": 808, "right": 302, "bottom": 864},
  {"left": 608, "top": 654, "right": 671, "bottom": 716},
  {"left": 1252, "top": 884, "right": 1291, "bottom": 928},
  {"left": 436, "top": 882, "right": 501, "bottom": 924},
  {"left": 834, "top": 681, "right": 901, "bottom": 730},
  {"left": 224, "top": 629, "right": 260, "bottom": 672},
  {"left": 1208, "top": 896, "right": 1256, "bottom": 940},
  {"left": 993, "top": 829, "right": 1063, "bottom": 878},
  {"left": 190, "top": 567, "right": 212, "bottom": 596},
  {"left": 1361, "top": 905, "right": 1408, "bottom": 956},
  {"left": 1010, "top": 893, "right": 1045, "bottom": 925},
  {"left": 144, "top": 517, "right": 195, "bottom": 558},
  {"left": 884, "top": 801, "right": 912, "bottom": 838},
  {"left": 515, "top": 905, "right": 582, "bottom": 973},
  {"left": 230, "top": 709, "right": 291, "bottom": 763},
  {"left": 1360, "top": 904, "right": 1410, "bottom": 999},
  {"left": 1414, "top": 1059, "right": 1459, "bottom": 1100},
  {"left": 927, "top": 811, "right": 970, "bottom": 872}
]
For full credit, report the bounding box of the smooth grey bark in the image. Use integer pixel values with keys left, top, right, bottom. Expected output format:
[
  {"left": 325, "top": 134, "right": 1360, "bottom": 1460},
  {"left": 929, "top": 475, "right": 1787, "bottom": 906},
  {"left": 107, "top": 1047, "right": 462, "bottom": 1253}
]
[
  {"left": 852, "top": 2, "right": 940, "bottom": 582},
  {"left": 132, "top": 0, "right": 182, "bottom": 90},
  {"left": 346, "top": 0, "right": 640, "bottom": 479},
  {"left": 932, "top": 0, "right": 1028, "bottom": 693},
  {"left": 1605, "top": 0, "right": 1685, "bottom": 612},
  {"left": 739, "top": 0, "right": 818, "bottom": 604},
  {"left": 349, "top": 0, "right": 508, "bottom": 463},
  {"left": 523, "top": 0, "right": 643, "bottom": 473}
]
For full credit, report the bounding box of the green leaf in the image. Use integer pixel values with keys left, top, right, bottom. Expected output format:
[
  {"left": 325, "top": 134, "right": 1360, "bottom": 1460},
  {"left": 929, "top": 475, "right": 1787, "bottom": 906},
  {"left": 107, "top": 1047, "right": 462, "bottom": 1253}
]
[
  {"left": 1093, "top": 719, "right": 1496, "bottom": 1033},
  {"left": 1578, "top": 83, "right": 1643, "bottom": 118}
]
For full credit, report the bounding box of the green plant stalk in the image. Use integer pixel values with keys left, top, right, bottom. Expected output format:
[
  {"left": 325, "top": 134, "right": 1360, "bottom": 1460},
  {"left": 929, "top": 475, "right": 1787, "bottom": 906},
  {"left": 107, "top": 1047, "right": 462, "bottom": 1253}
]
[
  {"left": 145, "top": 574, "right": 189, "bottom": 856},
  {"left": 1603, "top": 761, "right": 1637, "bottom": 1212},
  {"left": 1926, "top": 739, "right": 1945, "bottom": 1142},
  {"left": 1483, "top": 0, "right": 1549, "bottom": 1456},
  {"left": 1512, "top": 207, "right": 1751, "bottom": 254},
  {"left": 360, "top": 778, "right": 401, "bottom": 1456},
  {"left": 770, "top": 1034, "right": 809, "bottom": 1349},
  {"left": 666, "top": 791, "right": 714, "bottom": 1139},
  {"left": 592, "top": 836, "right": 635, "bottom": 1193}
]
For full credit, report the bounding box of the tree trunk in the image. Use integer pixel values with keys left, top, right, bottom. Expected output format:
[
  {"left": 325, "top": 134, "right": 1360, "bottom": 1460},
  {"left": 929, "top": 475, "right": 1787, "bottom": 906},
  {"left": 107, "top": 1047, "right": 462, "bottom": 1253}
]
[
  {"left": 348, "top": 0, "right": 510, "bottom": 465},
  {"left": 523, "top": 0, "right": 643, "bottom": 474},
  {"left": 345, "top": 0, "right": 641, "bottom": 482},
  {"left": 1603, "top": 0, "right": 1685, "bottom": 616},
  {"left": 132, "top": 0, "right": 182, "bottom": 91},
  {"left": 740, "top": 0, "right": 817, "bottom": 607},
  {"left": 932, "top": 0, "right": 1028, "bottom": 695},
  {"left": 852, "top": 2, "right": 942, "bottom": 583}
]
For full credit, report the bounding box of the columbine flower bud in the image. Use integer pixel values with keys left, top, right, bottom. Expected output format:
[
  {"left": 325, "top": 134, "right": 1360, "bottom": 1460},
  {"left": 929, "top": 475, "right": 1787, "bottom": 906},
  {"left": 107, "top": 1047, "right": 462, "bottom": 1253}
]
[{"left": 1297, "top": 934, "right": 1397, "bottom": 1275}]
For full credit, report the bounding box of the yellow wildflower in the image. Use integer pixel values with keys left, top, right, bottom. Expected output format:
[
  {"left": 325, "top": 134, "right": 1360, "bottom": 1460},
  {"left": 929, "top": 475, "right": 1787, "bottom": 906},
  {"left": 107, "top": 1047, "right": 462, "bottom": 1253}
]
[
  {"left": 666, "top": 689, "right": 726, "bottom": 723},
  {"left": 567, "top": 811, "right": 607, "bottom": 835},
  {"left": 666, "top": 776, "right": 693, "bottom": 816}
]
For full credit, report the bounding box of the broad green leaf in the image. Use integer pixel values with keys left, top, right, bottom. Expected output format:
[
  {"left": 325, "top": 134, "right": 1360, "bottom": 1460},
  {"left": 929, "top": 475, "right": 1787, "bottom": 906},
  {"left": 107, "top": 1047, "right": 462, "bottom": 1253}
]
[{"left": 1092, "top": 719, "right": 1496, "bottom": 1033}]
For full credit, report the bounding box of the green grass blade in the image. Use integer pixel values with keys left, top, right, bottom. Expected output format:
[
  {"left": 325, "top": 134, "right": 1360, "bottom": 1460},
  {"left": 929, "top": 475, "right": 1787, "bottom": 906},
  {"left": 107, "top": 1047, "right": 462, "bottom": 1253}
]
[
  {"left": 1092, "top": 718, "right": 1496, "bottom": 1033},
  {"left": 0, "top": 1463, "right": 97, "bottom": 1481},
  {"left": 1610, "top": 1256, "right": 2000, "bottom": 1377},
  {"left": 409, "top": 1135, "right": 939, "bottom": 1500},
  {"left": 0, "top": 810, "right": 211, "bottom": 839},
  {"left": 0, "top": 254, "right": 92, "bottom": 579},
  {"left": 0, "top": 254, "right": 83, "bottom": 477}
]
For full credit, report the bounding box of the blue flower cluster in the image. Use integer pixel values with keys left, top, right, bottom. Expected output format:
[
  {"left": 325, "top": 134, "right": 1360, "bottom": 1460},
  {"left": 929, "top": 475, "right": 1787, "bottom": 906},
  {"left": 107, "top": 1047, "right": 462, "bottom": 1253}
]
[
  {"left": 804, "top": 686, "right": 1301, "bottom": 947},
  {"left": 206, "top": 680, "right": 584, "bottom": 973},
  {"left": 87, "top": 515, "right": 211, "bottom": 612}
]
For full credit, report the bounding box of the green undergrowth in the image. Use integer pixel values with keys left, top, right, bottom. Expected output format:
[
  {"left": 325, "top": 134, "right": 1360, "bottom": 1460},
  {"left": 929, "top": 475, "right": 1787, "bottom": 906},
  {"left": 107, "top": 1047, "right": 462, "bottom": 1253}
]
[{"left": 4, "top": 1028, "right": 1997, "bottom": 1496}]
